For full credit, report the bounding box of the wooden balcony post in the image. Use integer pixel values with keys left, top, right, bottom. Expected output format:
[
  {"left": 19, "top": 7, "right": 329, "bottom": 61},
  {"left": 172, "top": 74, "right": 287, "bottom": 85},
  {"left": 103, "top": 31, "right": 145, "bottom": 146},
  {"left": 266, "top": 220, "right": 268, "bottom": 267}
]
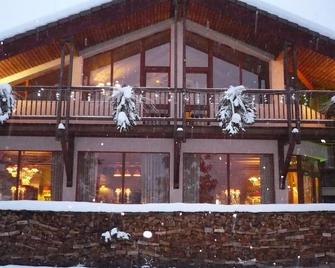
[
  {"left": 280, "top": 41, "right": 300, "bottom": 189},
  {"left": 56, "top": 39, "right": 75, "bottom": 188},
  {"left": 56, "top": 41, "right": 66, "bottom": 125}
]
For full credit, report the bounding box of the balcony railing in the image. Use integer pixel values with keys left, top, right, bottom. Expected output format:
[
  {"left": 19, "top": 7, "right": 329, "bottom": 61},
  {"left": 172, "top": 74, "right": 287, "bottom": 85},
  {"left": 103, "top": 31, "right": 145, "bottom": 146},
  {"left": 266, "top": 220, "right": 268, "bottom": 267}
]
[{"left": 12, "top": 86, "right": 334, "bottom": 128}]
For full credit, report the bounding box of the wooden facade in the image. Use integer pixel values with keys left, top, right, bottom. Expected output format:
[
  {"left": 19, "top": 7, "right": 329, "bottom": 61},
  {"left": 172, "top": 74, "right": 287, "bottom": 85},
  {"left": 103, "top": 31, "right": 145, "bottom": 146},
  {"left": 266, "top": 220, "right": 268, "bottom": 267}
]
[{"left": 0, "top": 0, "right": 334, "bottom": 204}]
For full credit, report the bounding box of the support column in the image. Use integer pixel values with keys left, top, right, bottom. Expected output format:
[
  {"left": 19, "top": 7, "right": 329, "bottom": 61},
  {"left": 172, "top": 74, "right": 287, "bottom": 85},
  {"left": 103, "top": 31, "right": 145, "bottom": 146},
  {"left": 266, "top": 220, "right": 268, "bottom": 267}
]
[
  {"left": 279, "top": 42, "right": 299, "bottom": 189},
  {"left": 56, "top": 40, "right": 75, "bottom": 188}
]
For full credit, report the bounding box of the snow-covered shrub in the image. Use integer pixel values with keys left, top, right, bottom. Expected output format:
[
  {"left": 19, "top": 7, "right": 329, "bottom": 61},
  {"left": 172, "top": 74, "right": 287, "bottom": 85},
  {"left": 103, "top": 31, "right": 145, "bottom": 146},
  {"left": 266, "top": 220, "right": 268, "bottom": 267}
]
[
  {"left": 101, "top": 227, "right": 131, "bottom": 243},
  {"left": 0, "top": 83, "right": 15, "bottom": 123},
  {"left": 111, "top": 84, "right": 140, "bottom": 132},
  {"left": 216, "top": 85, "right": 256, "bottom": 135}
]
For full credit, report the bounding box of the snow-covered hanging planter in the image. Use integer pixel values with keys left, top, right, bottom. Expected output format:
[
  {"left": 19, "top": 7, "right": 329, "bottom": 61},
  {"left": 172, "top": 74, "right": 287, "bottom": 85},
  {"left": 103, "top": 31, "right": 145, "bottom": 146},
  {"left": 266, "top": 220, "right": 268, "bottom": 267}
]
[
  {"left": 0, "top": 83, "right": 15, "bottom": 123},
  {"left": 216, "top": 85, "right": 256, "bottom": 135},
  {"left": 111, "top": 83, "right": 140, "bottom": 132}
]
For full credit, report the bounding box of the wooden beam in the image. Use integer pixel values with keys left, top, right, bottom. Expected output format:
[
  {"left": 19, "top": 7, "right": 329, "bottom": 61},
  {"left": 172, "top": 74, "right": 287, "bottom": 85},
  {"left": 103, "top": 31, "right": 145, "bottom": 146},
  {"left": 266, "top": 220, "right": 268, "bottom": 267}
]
[
  {"left": 0, "top": 56, "right": 70, "bottom": 84},
  {"left": 279, "top": 135, "right": 297, "bottom": 189},
  {"left": 60, "top": 135, "right": 74, "bottom": 187},
  {"left": 173, "top": 139, "right": 181, "bottom": 189},
  {"left": 0, "top": 0, "right": 168, "bottom": 60},
  {"left": 185, "top": 20, "right": 274, "bottom": 62},
  {"left": 79, "top": 19, "right": 173, "bottom": 58}
]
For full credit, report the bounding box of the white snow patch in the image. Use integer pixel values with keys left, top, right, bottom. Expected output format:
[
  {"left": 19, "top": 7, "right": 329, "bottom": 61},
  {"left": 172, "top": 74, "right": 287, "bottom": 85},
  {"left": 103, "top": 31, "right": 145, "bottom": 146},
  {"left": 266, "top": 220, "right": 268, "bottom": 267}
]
[
  {"left": 292, "top": 128, "right": 299, "bottom": 133},
  {"left": 241, "top": 0, "right": 335, "bottom": 40},
  {"left": 57, "top": 122, "right": 65, "bottom": 130},
  {"left": 101, "top": 227, "right": 130, "bottom": 242},
  {"left": 0, "top": 0, "right": 111, "bottom": 41},
  {"left": 1, "top": 201, "right": 335, "bottom": 213}
]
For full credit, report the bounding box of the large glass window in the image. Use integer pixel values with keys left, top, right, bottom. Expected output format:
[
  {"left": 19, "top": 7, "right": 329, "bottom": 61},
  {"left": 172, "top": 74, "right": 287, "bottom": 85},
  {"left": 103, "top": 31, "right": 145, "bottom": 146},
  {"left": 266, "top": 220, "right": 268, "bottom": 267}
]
[
  {"left": 83, "top": 32, "right": 170, "bottom": 88},
  {"left": 146, "top": 73, "right": 169, "bottom": 87},
  {"left": 77, "top": 152, "right": 170, "bottom": 203},
  {"left": 145, "top": 43, "right": 170, "bottom": 67},
  {"left": 186, "top": 46, "right": 208, "bottom": 67},
  {"left": 84, "top": 51, "right": 111, "bottom": 86},
  {"left": 113, "top": 54, "right": 140, "bottom": 86},
  {"left": 213, "top": 57, "right": 240, "bottom": 88},
  {"left": 0, "top": 151, "right": 63, "bottom": 201},
  {"left": 183, "top": 153, "right": 274, "bottom": 204},
  {"left": 288, "top": 155, "right": 321, "bottom": 204},
  {"left": 185, "top": 31, "right": 269, "bottom": 89}
]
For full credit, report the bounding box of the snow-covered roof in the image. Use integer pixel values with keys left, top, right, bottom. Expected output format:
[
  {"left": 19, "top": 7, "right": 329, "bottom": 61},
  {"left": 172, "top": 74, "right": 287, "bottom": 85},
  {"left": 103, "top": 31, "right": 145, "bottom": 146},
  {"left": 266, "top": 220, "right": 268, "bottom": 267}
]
[
  {"left": 241, "top": 0, "right": 335, "bottom": 40},
  {"left": 0, "top": 0, "right": 334, "bottom": 42},
  {"left": 0, "top": 0, "right": 111, "bottom": 41}
]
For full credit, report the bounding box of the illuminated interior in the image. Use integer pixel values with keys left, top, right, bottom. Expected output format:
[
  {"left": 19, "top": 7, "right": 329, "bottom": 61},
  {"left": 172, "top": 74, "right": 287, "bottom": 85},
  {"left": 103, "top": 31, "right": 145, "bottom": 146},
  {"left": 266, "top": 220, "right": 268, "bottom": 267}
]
[
  {"left": 77, "top": 152, "right": 169, "bottom": 204},
  {"left": 0, "top": 151, "right": 53, "bottom": 201},
  {"left": 184, "top": 154, "right": 273, "bottom": 204}
]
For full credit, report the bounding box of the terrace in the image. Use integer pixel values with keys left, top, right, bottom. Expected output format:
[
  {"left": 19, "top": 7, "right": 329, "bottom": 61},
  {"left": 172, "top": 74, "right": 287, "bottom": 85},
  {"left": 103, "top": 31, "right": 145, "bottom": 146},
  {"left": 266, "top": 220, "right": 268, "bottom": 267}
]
[{"left": 11, "top": 85, "right": 334, "bottom": 130}]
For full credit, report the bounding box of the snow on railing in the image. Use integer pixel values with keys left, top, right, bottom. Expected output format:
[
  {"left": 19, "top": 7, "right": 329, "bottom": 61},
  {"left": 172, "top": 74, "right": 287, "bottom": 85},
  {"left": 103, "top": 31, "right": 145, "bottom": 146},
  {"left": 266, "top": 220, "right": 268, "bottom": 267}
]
[{"left": 10, "top": 86, "right": 334, "bottom": 126}]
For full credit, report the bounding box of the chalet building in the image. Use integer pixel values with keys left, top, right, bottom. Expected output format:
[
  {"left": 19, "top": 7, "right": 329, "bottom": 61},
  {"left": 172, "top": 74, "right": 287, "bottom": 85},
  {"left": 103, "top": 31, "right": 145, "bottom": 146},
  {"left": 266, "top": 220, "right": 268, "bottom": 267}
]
[{"left": 0, "top": 0, "right": 334, "bottom": 205}]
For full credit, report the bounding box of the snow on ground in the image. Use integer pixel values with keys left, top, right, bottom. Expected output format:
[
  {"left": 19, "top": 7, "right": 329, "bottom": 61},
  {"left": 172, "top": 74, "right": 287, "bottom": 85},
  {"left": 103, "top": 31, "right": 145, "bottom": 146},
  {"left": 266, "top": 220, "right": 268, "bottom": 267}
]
[
  {"left": 0, "top": 0, "right": 335, "bottom": 41},
  {"left": 1, "top": 201, "right": 335, "bottom": 213}
]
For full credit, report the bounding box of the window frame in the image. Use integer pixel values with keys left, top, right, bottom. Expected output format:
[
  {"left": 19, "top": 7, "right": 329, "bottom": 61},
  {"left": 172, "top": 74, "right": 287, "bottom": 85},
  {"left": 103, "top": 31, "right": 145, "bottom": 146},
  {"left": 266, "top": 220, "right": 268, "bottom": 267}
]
[
  {"left": 182, "top": 152, "right": 274, "bottom": 204},
  {"left": 76, "top": 151, "right": 171, "bottom": 204}
]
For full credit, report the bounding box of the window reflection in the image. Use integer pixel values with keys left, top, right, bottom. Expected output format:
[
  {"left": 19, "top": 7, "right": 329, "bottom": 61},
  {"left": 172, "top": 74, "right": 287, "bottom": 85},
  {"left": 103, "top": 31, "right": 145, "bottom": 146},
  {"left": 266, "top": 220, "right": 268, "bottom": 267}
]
[
  {"left": 77, "top": 152, "right": 170, "bottom": 203},
  {"left": 183, "top": 153, "right": 274, "bottom": 204},
  {"left": 113, "top": 54, "right": 140, "bottom": 86},
  {"left": 84, "top": 51, "right": 111, "bottom": 86},
  {"left": 242, "top": 69, "right": 259, "bottom": 89},
  {"left": 146, "top": 73, "right": 169, "bottom": 87},
  {"left": 89, "top": 65, "right": 111, "bottom": 87},
  {"left": 184, "top": 154, "right": 227, "bottom": 203},
  {"left": 186, "top": 46, "right": 208, "bottom": 67},
  {"left": 213, "top": 57, "right": 240, "bottom": 88},
  {"left": 186, "top": 73, "right": 207, "bottom": 88},
  {"left": 145, "top": 43, "right": 170, "bottom": 66}
]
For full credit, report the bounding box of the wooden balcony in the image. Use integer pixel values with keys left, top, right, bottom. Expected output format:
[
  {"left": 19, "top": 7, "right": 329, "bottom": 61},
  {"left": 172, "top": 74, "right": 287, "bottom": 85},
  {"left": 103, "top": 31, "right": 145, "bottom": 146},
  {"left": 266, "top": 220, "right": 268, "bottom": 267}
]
[{"left": 11, "top": 86, "right": 334, "bottom": 129}]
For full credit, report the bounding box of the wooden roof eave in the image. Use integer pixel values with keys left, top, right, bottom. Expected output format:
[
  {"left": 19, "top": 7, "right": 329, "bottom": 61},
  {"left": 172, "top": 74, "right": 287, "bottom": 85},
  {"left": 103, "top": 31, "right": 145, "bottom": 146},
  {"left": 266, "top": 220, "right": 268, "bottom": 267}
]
[{"left": 0, "top": 0, "right": 171, "bottom": 61}]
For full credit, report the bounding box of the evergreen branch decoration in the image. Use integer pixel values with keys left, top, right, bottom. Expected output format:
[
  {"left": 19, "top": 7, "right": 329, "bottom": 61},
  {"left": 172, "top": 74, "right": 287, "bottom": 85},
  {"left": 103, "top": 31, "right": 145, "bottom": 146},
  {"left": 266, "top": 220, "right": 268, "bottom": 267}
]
[
  {"left": 0, "top": 83, "right": 15, "bottom": 123},
  {"left": 216, "top": 85, "right": 256, "bottom": 135},
  {"left": 111, "top": 84, "right": 140, "bottom": 132}
]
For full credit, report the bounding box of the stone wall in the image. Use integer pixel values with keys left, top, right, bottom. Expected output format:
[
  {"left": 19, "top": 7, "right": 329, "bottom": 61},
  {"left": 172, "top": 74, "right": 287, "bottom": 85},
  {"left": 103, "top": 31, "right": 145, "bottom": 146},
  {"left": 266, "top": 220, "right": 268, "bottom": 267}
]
[{"left": 0, "top": 210, "right": 335, "bottom": 267}]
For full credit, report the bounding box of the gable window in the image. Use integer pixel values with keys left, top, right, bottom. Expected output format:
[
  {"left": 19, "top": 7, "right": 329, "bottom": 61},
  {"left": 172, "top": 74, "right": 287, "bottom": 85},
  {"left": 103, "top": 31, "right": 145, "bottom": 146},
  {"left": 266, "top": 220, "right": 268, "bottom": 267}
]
[
  {"left": 113, "top": 54, "right": 140, "bottom": 86},
  {"left": 185, "top": 32, "right": 269, "bottom": 89},
  {"left": 83, "top": 31, "right": 170, "bottom": 87}
]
